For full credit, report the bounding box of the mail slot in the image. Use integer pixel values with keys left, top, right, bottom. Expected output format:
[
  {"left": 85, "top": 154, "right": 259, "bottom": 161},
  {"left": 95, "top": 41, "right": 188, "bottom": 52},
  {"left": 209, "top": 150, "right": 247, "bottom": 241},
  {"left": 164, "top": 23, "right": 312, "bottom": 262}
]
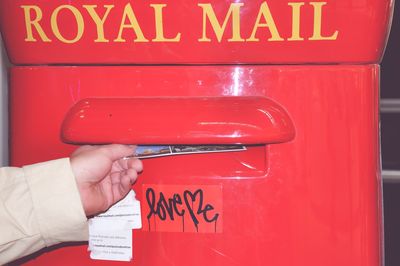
[
  {"left": 1, "top": 0, "right": 393, "bottom": 265},
  {"left": 61, "top": 97, "right": 295, "bottom": 145}
]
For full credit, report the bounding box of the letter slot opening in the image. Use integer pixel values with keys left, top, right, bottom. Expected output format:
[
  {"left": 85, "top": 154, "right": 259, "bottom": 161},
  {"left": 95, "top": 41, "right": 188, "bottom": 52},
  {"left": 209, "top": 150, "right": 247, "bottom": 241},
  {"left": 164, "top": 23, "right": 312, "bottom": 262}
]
[{"left": 61, "top": 96, "right": 295, "bottom": 179}]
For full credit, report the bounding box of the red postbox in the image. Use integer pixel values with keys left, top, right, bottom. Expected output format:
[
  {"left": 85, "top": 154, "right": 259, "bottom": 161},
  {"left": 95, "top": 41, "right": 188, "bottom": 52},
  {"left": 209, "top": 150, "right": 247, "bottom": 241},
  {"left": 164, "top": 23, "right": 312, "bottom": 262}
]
[{"left": 0, "top": 0, "right": 394, "bottom": 265}]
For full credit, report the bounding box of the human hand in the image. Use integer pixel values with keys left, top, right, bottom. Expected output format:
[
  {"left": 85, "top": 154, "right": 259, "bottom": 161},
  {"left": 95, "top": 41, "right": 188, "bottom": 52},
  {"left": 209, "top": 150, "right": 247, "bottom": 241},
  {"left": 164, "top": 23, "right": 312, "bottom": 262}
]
[{"left": 70, "top": 144, "right": 143, "bottom": 217}]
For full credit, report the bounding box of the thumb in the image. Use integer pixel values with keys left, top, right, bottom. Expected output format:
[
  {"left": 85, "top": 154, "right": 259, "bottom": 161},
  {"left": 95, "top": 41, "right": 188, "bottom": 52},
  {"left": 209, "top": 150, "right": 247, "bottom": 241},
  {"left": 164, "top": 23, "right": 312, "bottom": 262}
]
[{"left": 100, "top": 144, "right": 136, "bottom": 161}]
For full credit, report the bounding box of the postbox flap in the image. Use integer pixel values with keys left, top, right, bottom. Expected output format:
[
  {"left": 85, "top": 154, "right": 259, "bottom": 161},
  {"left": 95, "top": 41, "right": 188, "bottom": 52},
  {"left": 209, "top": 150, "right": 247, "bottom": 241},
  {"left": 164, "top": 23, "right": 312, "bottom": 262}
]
[
  {"left": 0, "top": 0, "right": 394, "bottom": 64},
  {"left": 61, "top": 97, "right": 295, "bottom": 145}
]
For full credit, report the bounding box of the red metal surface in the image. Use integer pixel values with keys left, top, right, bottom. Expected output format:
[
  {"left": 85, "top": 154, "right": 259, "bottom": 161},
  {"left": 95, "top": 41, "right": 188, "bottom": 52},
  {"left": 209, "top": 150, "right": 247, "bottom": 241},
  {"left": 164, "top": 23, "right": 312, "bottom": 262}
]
[
  {"left": 0, "top": 0, "right": 394, "bottom": 64},
  {"left": 9, "top": 65, "right": 382, "bottom": 266},
  {"left": 61, "top": 97, "right": 295, "bottom": 145}
]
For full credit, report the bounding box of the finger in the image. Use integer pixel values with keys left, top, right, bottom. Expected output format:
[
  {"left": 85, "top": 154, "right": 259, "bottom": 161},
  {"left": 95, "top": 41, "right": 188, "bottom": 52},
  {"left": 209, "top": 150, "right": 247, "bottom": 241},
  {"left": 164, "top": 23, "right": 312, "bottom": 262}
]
[
  {"left": 111, "top": 171, "right": 123, "bottom": 185},
  {"left": 71, "top": 145, "right": 97, "bottom": 156},
  {"left": 117, "top": 157, "right": 130, "bottom": 170},
  {"left": 115, "top": 173, "right": 132, "bottom": 200},
  {"left": 100, "top": 144, "right": 137, "bottom": 161},
  {"left": 130, "top": 158, "right": 143, "bottom": 173},
  {"left": 116, "top": 157, "right": 143, "bottom": 173},
  {"left": 120, "top": 157, "right": 143, "bottom": 172},
  {"left": 110, "top": 169, "right": 137, "bottom": 188},
  {"left": 126, "top": 168, "right": 138, "bottom": 184},
  {"left": 111, "top": 160, "right": 125, "bottom": 174}
]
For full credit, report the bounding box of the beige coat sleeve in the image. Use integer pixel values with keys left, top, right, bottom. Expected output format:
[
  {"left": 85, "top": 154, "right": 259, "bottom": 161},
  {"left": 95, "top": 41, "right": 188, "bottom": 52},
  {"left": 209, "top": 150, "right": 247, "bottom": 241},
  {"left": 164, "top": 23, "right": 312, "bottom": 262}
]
[{"left": 0, "top": 158, "right": 88, "bottom": 265}]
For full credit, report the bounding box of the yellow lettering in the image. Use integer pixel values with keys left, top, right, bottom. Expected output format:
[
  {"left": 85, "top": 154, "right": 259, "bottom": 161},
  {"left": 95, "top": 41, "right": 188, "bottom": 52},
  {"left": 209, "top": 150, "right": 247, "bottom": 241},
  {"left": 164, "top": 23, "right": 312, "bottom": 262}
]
[
  {"left": 21, "top": 5, "right": 51, "bottom": 42},
  {"left": 288, "top": 2, "right": 304, "bottom": 41},
  {"left": 150, "top": 4, "right": 181, "bottom": 42},
  {"left": 114, "top": 3, "right": 148, "bottom": 42},
  {"left": 309, "top": 2, "right": 338, "bottom": 40},
  {"left": 83, "top": 5, "right": 114, "bottom": 43},
  {"left": 198, "top": 3, "right": 244, "bottom": 43},
  {"left": 247, "top": 2, "right": 283, "bottom": 42},
  {"left": 51, "top": 5, "right": 84, "bottom": 44}
]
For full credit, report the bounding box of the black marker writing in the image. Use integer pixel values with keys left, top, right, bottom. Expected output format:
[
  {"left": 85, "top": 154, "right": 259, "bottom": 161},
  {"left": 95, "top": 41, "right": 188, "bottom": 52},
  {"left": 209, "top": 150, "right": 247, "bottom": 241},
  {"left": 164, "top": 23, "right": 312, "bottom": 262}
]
[{"left": 146, "top": 188, "right": 219, "bottom": 232}]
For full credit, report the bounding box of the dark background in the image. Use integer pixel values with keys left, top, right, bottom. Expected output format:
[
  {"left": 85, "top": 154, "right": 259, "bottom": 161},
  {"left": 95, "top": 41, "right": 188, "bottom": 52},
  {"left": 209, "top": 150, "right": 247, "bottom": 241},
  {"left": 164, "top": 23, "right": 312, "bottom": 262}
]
[{"left": 381, "top": 2, "right": 400, "bottom": 266}]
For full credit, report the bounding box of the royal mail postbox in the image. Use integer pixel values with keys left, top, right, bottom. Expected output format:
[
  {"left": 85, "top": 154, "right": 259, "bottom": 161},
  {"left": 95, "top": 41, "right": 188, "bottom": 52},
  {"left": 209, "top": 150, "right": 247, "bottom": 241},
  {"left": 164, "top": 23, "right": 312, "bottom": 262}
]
[{"left": 0, "top": 0, "right": 394, "bottom": 265}]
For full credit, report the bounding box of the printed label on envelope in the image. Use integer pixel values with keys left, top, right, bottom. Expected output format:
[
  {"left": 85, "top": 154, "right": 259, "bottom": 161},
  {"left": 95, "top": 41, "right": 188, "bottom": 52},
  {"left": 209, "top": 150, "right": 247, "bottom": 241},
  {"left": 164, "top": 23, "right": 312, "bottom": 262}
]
[
  {"left": 88, "top": 190, "right": 141, "bottom": 262},
  {"left": 142, "top": 185, "right": 223, "bottom": 233},
  {"left": 89, "top": 230, "right": 132, "bottom": 262},
  {"left": 90, "top": 190, "right": 142, "bottom": 230}
]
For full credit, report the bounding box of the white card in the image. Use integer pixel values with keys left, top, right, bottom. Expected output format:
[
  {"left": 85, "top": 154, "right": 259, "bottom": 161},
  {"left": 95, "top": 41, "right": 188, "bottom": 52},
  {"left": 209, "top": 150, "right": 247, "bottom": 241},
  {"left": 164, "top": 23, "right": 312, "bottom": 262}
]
[
  {"left": 89, "top": 230, "right": 132, "bottom": 262},
  {"left": 90, "top": 190, "right": 142, "bottom": 230},
  {"left": 88, "top": 190, "right": 141, "bottom": 261}
]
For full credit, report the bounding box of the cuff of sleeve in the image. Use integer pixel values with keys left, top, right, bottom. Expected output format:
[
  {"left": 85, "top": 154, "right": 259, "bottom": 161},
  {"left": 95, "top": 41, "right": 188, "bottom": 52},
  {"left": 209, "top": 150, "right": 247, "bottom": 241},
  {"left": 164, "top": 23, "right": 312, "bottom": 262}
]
[{"left": 23, "top": 158, "right": 88, "bottom": 246}]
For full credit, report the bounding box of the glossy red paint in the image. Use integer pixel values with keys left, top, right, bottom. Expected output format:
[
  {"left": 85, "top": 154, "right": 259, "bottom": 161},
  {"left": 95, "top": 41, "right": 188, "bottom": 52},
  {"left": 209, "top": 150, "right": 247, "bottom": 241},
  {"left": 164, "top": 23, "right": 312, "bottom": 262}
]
[
  {"left": 2, "top": 0, "right": 391, "bottom": 265},
  {"left": 61, "top": 97, "right": 295, "bottom": 145},
  {"left": 0, "top": 0, "right": 394, "bottom": 64},
  {"left": 9, "top": 65, "right": 382, "bottom": 266}
]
